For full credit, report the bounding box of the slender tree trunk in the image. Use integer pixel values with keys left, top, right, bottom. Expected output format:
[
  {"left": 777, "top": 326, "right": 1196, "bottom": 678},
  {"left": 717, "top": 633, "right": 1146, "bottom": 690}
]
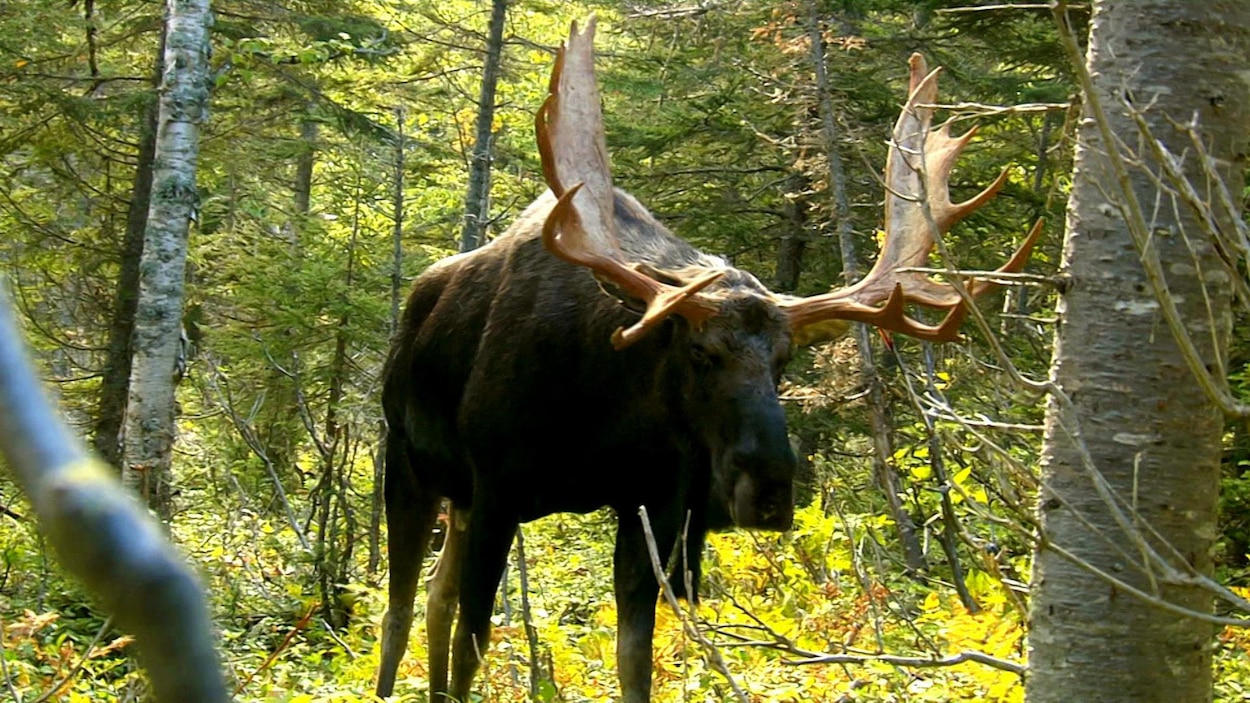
[
  {"left": 458, "top": 0, "right": 508, "bottom": 253},
  {"left": 806, "top": 3, "right": 925, "bottom": 572},
  {"left": 317, "top": 179, "right": 362, "bottom": 630},
  {"left": 389, "top": 108, "right": 406, "bottom": 341},
  {"left": 370, "top": 107, "right": 407, "bottom": 581},
  {"left": 294, "top": 109, "right": 317, "bottom": 217},
  {"left": 94, "top": 31, "right": 165, "bottom": 469},
  {"left": 774, "top": 173, "right": 809, "bottom": 293},
  {"left": 121, "top": 0, "right": 212, "bottom": 519},
  {"left": 1027, "top": 3, "right": 1250, "bottom": 701}
]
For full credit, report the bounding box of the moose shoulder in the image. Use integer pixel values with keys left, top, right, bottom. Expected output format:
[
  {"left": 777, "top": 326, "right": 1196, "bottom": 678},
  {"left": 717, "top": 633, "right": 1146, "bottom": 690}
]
[{"left": 375, "top": 17, "right": 1040, "bottom": 703}]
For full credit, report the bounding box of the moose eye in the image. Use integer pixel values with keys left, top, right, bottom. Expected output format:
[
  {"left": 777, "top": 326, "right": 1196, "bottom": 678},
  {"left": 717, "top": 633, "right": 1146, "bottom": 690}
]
[{"left": 690, "top": 344, "right": 718, "bottom": 368}]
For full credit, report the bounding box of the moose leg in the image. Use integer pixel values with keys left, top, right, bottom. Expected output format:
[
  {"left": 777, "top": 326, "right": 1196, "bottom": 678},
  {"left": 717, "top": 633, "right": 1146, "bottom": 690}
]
[
  {"left": 614, "top": 506, "right": 682, "bottom": 703},
  {"left": 426, "top": 503, "right": 468, "bottom": 700},
  {"left": 448, "top": 505, "right": 518, "bottom": 701},
  {"left": 375, "top": 442, "right": 441, "bottom": 698}
]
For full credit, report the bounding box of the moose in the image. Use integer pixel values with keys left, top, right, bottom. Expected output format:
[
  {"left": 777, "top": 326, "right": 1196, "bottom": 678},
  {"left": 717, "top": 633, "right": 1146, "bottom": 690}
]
[{"left": 375, "top": 17, "right": 1039, "bottom": 703}]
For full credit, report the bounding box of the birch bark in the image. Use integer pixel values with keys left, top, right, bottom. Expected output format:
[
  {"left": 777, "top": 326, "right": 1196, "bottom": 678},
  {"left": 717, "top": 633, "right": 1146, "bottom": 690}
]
[{"left": 121, "top": 0, "right": 212, "bottom": 519}]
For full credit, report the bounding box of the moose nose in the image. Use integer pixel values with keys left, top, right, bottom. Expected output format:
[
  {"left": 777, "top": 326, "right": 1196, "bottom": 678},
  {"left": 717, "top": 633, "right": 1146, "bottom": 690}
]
[{"left": 730, "top": 445, "right": 796, "bottom": 531}]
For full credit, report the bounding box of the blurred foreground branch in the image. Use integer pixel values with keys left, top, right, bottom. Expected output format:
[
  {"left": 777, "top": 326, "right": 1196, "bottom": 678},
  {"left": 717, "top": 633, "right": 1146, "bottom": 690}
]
[{"left": 0, "top": 282, "right": 229, "bottom": 702}]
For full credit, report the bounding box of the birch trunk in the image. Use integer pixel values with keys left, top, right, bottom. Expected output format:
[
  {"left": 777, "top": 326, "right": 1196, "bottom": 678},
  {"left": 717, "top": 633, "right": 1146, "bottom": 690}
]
[
  {"left": 121, "top": 0, "right": 212, "bottom": 519},
  {"left": 94, "top": 32, "right": 165, "bottom": 469},
  {"left": 1027, "top": 3, "right": 1250, "bottom": 701}
]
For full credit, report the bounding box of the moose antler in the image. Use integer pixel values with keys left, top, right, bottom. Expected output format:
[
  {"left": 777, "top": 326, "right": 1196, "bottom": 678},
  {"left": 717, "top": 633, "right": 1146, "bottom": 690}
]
[
  {"left": 537, "top": 17, "right": 723, "bottom": 349},
  {"left": 779, "top": 54, "right": 1043, "bottom": 343}
]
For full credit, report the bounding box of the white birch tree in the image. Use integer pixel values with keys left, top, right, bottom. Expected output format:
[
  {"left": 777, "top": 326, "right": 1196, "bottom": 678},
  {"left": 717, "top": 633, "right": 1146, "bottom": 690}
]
[
  {"left": 1028, "top": 2, "right": 1250, "bottom": 700},
  {"left": 121, "top": 0, "right": 213, "bottom": 518}
]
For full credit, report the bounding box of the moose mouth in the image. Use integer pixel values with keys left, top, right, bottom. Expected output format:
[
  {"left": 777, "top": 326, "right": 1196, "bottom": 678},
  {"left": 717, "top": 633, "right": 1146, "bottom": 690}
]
[{"left": 727, "top": 471, "right": 794, "bottom": 531}]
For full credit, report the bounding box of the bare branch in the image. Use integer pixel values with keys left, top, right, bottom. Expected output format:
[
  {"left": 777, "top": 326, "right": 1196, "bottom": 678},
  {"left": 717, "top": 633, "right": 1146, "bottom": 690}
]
[
  {"left": 785, "top": 649, "right": 1026, "bottom": 675},
  {"left": 638, "top": 506, "right": 748, "bottom": 703}
]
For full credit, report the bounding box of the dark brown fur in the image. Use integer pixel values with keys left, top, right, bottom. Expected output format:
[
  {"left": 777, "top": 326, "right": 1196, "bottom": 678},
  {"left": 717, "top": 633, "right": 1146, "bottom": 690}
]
[{"left": 375, "top": 189, "right": 798, "bottom": 703}]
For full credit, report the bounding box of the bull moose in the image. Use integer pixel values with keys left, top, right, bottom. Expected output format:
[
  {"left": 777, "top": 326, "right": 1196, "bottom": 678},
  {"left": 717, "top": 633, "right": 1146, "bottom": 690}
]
[{"left": 375, "top": 17, "right": 1039, "bottom": 703}]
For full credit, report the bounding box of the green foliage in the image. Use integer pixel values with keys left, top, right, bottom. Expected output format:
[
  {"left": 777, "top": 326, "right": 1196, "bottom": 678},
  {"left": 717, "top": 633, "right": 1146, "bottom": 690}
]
[{"left": 2, "top": 0, "right": 1246, "bottom": 700}]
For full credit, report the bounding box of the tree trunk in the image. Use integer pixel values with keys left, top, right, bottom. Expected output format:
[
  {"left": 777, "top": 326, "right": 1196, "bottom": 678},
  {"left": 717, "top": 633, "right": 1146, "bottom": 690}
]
[
  {"left": 121, "top": 0, "right": 213, "bottom": 519},
  {"left": 293, "top": 109, "right": 317, "bottom": 217},
  {"left": 806, "top": 3, "right": 925, "bottom": 573},
  {"left": 457, "top": 0, "right": 508, "bottom": 253},
  {"left": 774, "top": 172, "right": 808, "bottom": 293},
  {"left": 370, "top": 107, "right": 407, "bottom": 581},
  {"left": 94, "top": 31, "right": 165, "bottom": 469},
  {"left": 1027, "top": 3, "right": 1250, "bottom": 701},
  {"left": 317, "top": 179, "right": 362, "bottom": 630}
]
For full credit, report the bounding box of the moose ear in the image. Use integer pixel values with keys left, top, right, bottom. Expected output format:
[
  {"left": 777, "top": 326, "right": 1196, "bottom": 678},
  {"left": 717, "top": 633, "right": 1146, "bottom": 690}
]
[
  {"left": 791, "top": 320, "right": 852, "bottom": 347},
  {"left": 536, "top": 17, "right": 618, "bottom": 253}
]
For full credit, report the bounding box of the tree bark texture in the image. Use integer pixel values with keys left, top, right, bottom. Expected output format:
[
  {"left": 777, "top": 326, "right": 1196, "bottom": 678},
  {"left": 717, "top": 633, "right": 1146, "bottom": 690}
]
[
  {"left": 121, "top": 0, "right": 213, "bottom": 519},
  {"left": 457, "top": 0, "right": 508, "bottom": 253},
  {"left": 1027, "top": 3, "right": 1250, "bottom": 701},
  {"left": 94, "top": 32, "right": 165, "bottom": 469}
]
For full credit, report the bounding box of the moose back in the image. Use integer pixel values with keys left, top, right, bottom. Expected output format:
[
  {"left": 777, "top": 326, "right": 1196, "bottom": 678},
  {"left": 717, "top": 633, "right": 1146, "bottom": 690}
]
[{"left": 374, "top": 17, "right": 1039, "bottom": 703}]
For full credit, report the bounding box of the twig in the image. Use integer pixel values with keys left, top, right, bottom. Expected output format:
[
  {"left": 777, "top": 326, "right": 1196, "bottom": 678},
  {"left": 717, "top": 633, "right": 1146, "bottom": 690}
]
[
  {"left": 0, "top": 612, "right": 22, "bottom": 703},
  {"left": 515, "top": 528, "right": 549, "bottom": 701},
  {"left": 320, "top": 618, "right": 357, "bottom": 660},
  {"left": 895, "top": 267, "right": 1058, "bottom": 286},
  {"left": 234, "top": 602, "right": 318, "bottom": 695},
  {"left": 914, "top": 346, "right": 978, "bottom": 611},
  {"left": 638, "top": 506, "right": 748, "bottom": 703},
  {"left": 937, "top": 3, "right": 1058, "bottom": 12},
  {"left": 31, "top": 617, "right": 115, "bottom": 703},
  {"left": 919, "top": 100, "right": 1070, "bottom": 117},
  {"left": 713, "top": 596, "right": 1024, "bottom": 675},
  {"left": 204, "top": 357, "right": 311, "bottom": 552},
  {"left": 785, "top": 649, "right": 1026, "bottom": 675}
]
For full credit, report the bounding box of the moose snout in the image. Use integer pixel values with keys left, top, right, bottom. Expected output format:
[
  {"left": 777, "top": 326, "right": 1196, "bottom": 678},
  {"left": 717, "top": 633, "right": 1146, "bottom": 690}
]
[{"left": 729, "top": 450, "right": 796, "bottom": 531}]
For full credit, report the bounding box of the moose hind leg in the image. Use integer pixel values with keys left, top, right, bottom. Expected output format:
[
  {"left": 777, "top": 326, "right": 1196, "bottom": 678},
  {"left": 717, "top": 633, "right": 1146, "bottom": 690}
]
[
  {"left": 427, "top": 503, "right": 468, "bottom": 700},
  {"left": 375, "top": 441, "right": 441, "bottom": 698},
  {"left": 448, "top": 506, "right": 518, "bottom": 702}
]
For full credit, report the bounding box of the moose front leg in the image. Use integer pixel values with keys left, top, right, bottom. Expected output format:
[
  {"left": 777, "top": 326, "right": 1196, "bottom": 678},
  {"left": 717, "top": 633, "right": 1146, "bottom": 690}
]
[{"left": 614, "top": 506, "right": 681, "bottom": 703}]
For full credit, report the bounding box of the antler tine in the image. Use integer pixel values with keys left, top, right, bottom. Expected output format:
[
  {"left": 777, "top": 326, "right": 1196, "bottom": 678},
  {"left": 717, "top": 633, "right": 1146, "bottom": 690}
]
[
  {"left": 537, "top": 18, "right": 723, "bottom": 349},
  {"left": 778, "top": 52, "right": 1041, "bottom": 344}
]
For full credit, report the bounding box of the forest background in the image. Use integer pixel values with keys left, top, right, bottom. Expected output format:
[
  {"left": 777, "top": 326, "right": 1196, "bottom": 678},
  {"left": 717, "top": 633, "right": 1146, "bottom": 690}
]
[{"left": 4, "top": 0, "right": 1250, "bottom": 701}]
